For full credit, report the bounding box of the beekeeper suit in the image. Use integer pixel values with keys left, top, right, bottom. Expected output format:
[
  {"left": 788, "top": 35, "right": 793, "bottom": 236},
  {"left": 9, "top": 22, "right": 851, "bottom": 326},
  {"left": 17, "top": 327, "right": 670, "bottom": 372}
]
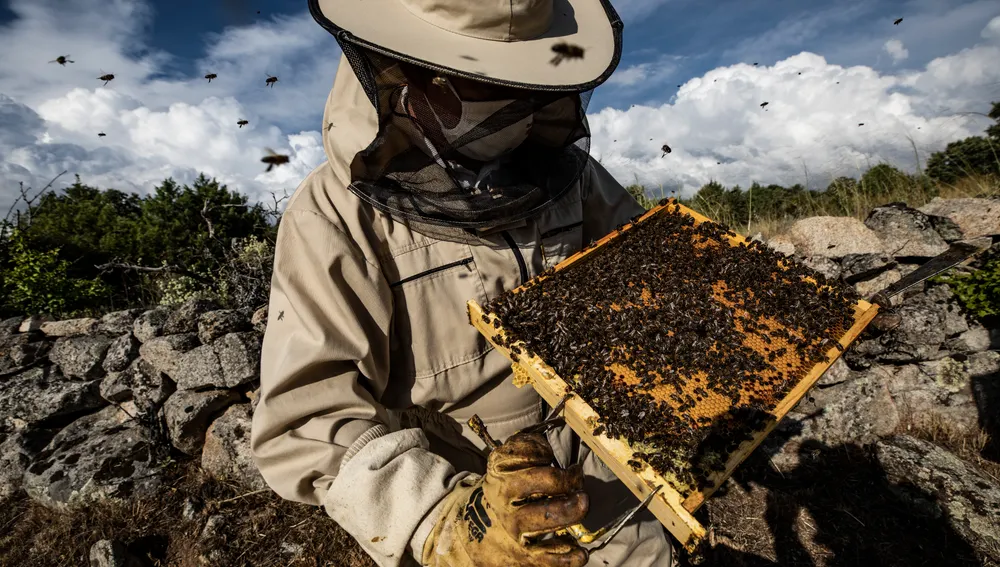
[{"left": 250, "top": 0, "right": 674, "bottom": 565}]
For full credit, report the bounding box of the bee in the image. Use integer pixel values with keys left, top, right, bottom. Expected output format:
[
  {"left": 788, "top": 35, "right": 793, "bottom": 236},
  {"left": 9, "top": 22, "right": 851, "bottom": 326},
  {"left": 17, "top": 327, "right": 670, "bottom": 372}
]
[
  {"left": 550, "top": 42, "right": 585, "bottom": 66},
  {"left": 237, "top": 119, "right": 249, "bottom": 128},
  {"left": 431, "top": 76, "right": 449, "bottom": 90},
  {"left": 205, "top": 73, "right": 218, "bottom": 82},
  {"left": 893, "top": 17, "right": 903, "bottom": 25},
  {"left": 97, "top": 131, "right": 106, "bottom": 137},
  {"left": 265, "top": 73, "right": 278, "bottom": 88},
  {"left": 760, "top": 102, "right": 769, "bottom": 108},
  {"left": 98, "top": 72, "right": 115, "bottom": 86},
  {"left": 661, "top": 144, "right": 672, "bottom": 156},
  {"left": 858, "top": 123, "right": 864, "bottom": 127},
  {"left": 753, "top": 62, "right": 758, "bottom": 66},
  {"left": 261, "top": 148, "right": 290, "bottom": 172},
  {"left": 49, "top": 55, "right": 74, "bottom": 66},
  {"left": 325, "top": 122, "right": 335, "bottom": 132}
]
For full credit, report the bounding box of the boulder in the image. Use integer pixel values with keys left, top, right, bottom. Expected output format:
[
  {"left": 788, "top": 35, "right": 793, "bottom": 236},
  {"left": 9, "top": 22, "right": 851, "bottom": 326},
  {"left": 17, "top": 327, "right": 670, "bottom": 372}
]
[
  {"left": 918, "top": 197, "right": 1000, "bottom": 240},
  {"left": 197, "top": 310, "right": 251, "bottom": 345},
  {"left": 39, "top": 318, "right": 100, "bottom": 338},
  {"left": 765, "top": 235, "right": 796, "bottom": 257},
  {"left": 201, "top": 404, "right": 267, "bottom": 490},
  {"left": 0, "top": 367, "right": 105, "bottom": 431},
  {"left": 886, "top": 362, "right": 980, "bottom": 432},
  {"left": 0, "top": 316, "right": 22, "bottom": 337},
  {"left": 0, "top": 333, "right": 33, "bottom": 373},
  {"left": 796, "top": 372, "right": 900, "bottom": 444},
  {"left": 840, "top": 253, "right": 896, "bottom": 283},
  {"left": 9, "top": 340, "right": 51, "bottom": 368},
  {"left": 102, "top": 334, "right": 139, "bottom": 374},
  {"left": 99, "top": 371, "right": 133, "bottom": 403},
  {"left": 126, "top": 358, "right": 176, "bottom": 416},
  {"left": 214, "top": 332, "right": 261, "bottom": 388},
  {"left": 97, "top": 309, "right": 143, "bottom": 335},
  {"left": 0, "top": 428, "right": 57, "bottom": 501},
  {"left": 785, "top": 216, "right": 884, "bottom": 258},
  {"left": 172, "top": 345, "right": 225, "bottom": 391},
  {"left": 163, "top": 389, "right": 241, "bottom": 455},
  {"left": 875, "top": 435, "right": 1000, "bottom": 562},
  {"left": 138, "top": 333, "right": 200, "bottom": 379},
  {"left": 162, "top": 298, "right": 222, "bottom": 335},
  {"left": 132, "top": 309, "right": 171, "bottom": 344},
  {"left": 854, "top": 269, "right": 901, "bottom": 299},
  {"left": 799, "top": 256, "right": 841, "bottom": 280},
  {"left": 864, "top": 203, "right": 949, "bottom": 258},
  {"left": 19, "top": 316, "right": 49, "bottom": 333},
  {"left": 48, "top": 335, "right": 114, "bottom": 380},
  {"left": 22, "top": 406, "right": 163, "bottom": 508}
]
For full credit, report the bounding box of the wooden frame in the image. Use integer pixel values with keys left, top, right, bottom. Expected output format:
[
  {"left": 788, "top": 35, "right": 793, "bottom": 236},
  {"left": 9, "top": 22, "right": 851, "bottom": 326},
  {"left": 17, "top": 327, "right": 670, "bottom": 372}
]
[{"left": 466, "top": 201, "right": 881, "bottom": 552}]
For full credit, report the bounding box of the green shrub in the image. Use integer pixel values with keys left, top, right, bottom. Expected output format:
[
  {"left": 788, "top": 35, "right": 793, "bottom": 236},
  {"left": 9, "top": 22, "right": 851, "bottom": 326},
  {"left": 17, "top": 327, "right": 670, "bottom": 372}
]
[
  {"left": 0, "top": 228, "right": 110, "bottom": 317},
  {"left": 935, "top": 254, "right": 1000, "bottom": 319},
  {"left": 215, "top": 235, "right": 275, "bottom": 311}
]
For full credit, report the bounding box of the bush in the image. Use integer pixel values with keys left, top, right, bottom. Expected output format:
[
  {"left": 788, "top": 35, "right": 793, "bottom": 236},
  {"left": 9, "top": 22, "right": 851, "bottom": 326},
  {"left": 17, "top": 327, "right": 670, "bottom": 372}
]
[
  {"left": 215, "top": 235, "right": 275, "bottom": 311},
  {"left": 0, "top": 228, "right": 110, "bottom": 317},
  {"left": 936, "top": 251, "right": 1000, "bottom": 319},
  {"left": 926, "top": 101, "right": 1000, "bottom": 185}
]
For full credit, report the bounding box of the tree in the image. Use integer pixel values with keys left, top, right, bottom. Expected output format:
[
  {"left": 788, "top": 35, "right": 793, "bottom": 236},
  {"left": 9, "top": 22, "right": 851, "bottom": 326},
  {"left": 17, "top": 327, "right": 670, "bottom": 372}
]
[{"left": 926, "top": 101, "right": 1000, "bottom": 184}]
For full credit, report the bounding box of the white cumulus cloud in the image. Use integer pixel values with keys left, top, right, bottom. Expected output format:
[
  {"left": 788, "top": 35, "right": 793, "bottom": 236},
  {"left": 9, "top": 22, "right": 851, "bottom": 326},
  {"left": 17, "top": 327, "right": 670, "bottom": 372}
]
[{"left": 883, "top": 39, "right": 909, "bottom": 63}]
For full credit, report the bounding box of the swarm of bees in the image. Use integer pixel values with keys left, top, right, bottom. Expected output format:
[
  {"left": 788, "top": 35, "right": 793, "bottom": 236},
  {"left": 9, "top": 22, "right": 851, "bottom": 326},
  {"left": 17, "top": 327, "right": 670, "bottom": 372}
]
[
  {"left": 237, "top": 119, "right": 249, "bottom": 128},
  {"left": 49, "top": 55, "right": 74, "bottom": 66},
  {"left": 265, "top": 74, "right": 279, "bottom": 88},
  {"left": 550, "top": 42, "right": 585, "bottom": 66},
  {"left": 261, "top": 148, "right": 290, "bottom": 172},
  {"left": 98, "top": 73, "right": 115, "bottom": 86},
  {"left": 484, "top": 205, "right": 860, "bottom": 495},
  {"left": 205, "top": 73, "right": 218, "bottom": 82}
]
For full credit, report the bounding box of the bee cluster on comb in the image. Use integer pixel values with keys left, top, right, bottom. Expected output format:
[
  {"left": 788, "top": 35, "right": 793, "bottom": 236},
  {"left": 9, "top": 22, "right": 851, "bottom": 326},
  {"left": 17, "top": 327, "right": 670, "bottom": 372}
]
[{"left": 483, "top": 200, "right": 862, "bottom": 497}]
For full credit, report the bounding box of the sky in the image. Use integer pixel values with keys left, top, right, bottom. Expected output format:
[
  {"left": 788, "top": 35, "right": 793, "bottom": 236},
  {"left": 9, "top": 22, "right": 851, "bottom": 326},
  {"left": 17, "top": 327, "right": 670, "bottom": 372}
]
[{"left": 0, "top": 0, "right": 999, "bottom": 217}]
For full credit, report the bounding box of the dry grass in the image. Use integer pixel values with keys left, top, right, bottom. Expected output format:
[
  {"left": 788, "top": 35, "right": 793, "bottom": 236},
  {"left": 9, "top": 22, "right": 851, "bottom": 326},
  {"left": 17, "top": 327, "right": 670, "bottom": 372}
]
[
  {"left": 895, "top": 413, "right": 1000, "bottom": 486},
  {"left": 0, "top": 458, "right": 376, "bottom": 567}
]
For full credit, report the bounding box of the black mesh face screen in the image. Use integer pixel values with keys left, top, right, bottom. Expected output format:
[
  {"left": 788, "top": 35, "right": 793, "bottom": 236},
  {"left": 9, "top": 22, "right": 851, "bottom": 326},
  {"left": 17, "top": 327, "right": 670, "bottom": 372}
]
[{"left": 335, "top": 40, "right": 594, "bottom": 229}]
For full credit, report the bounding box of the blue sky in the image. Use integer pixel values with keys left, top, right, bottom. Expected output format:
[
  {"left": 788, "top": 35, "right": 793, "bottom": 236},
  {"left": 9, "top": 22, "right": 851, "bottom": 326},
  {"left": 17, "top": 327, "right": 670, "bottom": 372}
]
[{"left": 0, "top": 0, "right": 998, "bottom": 213}]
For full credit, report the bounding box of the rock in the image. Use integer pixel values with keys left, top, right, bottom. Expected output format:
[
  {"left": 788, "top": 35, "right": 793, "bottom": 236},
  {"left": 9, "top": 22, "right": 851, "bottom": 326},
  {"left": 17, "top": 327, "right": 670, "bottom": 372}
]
[
  {"left": 928, "top": 214, "right": 964, "bottom": 242},
  {"left": 48, "top": 335, "right": 113, "bottom": 381},
  {"left": 886, "top": 362, "right": 979, "bottom": 432},
  {"left": 98, "top": 309, "right": 143, "bottom": 335},
  {"left": 251, "top": 305, "right": 268, "bottom": 334},
  {"left": 798, "top": 372, "right": 900, "bottom": 444},
  {"left": 817, "top": 357, "right": 852, "bottom": 387},
  {"left": 201, "top": 404, "right": 267, "bottom": 490},
  {"left": 765, "top": 235, "right": 795, "bottom": 256},
  {"left": 163, "top": 389, "right": 241, "bottom": 455},
  {"left": 163, "top": 298, "right": 222, "bottom": 335},
  {"left": 854, "top": 269, "right": 901, "bottom": 298},
  {"left": 0, "top": 316, "right": 22, "bottom": 337},
  {"left": 138, "top": 333, "right": 200, "bottom": 379},
  {"left": 864, "top": 203, "right": 949, "bottom": 258},
  {"left": 940, "top": 302, "right": 970, "bottom": 337},
  {"left": 9, "top": 340, "right": 51, "bottom": 367},
  {"left": 129, "top": 358, "right": 176, "bottom": 416},
  {"left": 100, "top": 371, "right": 133, "bottom": 403},
  {"left": 944, "top": 325, "right": 991, "bottom": 353},
  {"left": 197, "top": 310, "right": 251, "bottom": 345},
  {"left": 19, "top": 315, "right": 48, "bottom": 333},
  {"left": 280, "top": 541, "right": 305, "bottom": 559},
  {"left": 966, "top": 350, "right": 1000, "bottom": 378},
  {"left": 918, "top": 197, "right": 1000, "bottom": 240},
  {"left": 0, "top": 367, "right": 105, "bottom": 431},
  {"left": 182, "top": 496, "right": 202, "bottom": 521},
  {"left": 799, "top": 256, "right": 841, "bottom": 280},
  {"left": 786, "top": 216, "right": 884, "bottom": 258},
  {"left": 172, "top": 345, "right": 225, "bottom": 390},
  {"left": 0, "top": 334, "right": 33, "bottom": 372},
  {"left": 102, "top": 334, "right": 139, "bottom": 373},
  {"left": 247, "top": 387, "right": 260, "bottom": 414},
  {"left": 132, "top": 309, "right": 171, "bottom": 343},
  {"left": 214, "top": 332, "right": 261, "bottom": 388},
  {"left": 875, "top": 435, "right": 1000, "bottom": 562},
  {"left": 39, "top": 318, "right": 100, "bottom": 338},
  {"left": 89, "top": 539, "right": 144, "bottom": 567},
  {"left": 874, "top": 301, "right": 947, "bottom": 363},
  {"left": 0, "top": 428, "right": 57, "bottom": 501},
  {"left": 200, "top": 514, "right": 225, "bottom": 540},
  {"left": 23, "top": 406, "right": 162, "bottom": 508},
  {"left": 840, "top": 253, "right": 896, "bottom": 283}
]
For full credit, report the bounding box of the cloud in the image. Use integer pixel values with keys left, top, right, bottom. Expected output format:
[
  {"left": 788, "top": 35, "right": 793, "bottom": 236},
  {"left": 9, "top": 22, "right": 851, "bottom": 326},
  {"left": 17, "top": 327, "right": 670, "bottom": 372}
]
[
  {"left": 883, "top": 39, "right": 909, "bottom": 63},
  {"left": 983, "top": 15, "right": 1000, "bottom": 40},
  {"left": 0, "top": 0, "right": 340, "bottom": 217},
  {"left": 586, "top": 47, "right": 999, "bottom": 198}
]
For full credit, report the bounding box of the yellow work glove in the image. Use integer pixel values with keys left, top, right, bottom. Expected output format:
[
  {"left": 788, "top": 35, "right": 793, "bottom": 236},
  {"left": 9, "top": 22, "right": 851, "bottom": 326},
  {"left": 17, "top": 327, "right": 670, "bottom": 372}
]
[{"left": 421, "top": 431, "right": 589, "bottom": 567}]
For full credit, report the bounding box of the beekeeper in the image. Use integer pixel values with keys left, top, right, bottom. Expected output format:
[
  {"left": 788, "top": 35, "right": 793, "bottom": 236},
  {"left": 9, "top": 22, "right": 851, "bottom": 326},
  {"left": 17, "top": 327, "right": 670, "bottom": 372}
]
[{"left": 250, "top": 0, "right": 674, "bottom": 564}]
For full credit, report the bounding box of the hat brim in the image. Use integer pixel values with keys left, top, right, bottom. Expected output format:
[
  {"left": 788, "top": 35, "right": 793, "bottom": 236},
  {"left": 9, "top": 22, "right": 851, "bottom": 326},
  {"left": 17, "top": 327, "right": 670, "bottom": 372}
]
[{"left": 309, "top": 0, "right": 622, "bottom": 91}]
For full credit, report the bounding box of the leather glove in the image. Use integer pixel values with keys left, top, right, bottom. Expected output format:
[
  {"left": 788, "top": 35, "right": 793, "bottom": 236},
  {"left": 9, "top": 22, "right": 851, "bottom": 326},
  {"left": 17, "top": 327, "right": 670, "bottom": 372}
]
[{"left": 421, "top": 431, "right": 589, "bottom": 567}]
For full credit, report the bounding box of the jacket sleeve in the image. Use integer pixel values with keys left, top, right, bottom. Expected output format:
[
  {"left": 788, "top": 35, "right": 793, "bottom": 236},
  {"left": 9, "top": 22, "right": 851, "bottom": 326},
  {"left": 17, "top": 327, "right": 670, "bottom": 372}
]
[
  {"left": 580, "top": 158, "right": 647, "bottom": 244},
  {"left": 250, "top": 208, "right": 469, "bottom": 567}
]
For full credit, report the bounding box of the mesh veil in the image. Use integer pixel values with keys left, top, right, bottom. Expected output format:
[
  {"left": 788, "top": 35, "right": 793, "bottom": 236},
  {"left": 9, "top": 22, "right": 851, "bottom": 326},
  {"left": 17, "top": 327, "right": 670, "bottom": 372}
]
[{"left": 337, "top": 40, "right": 595, "bottom": 229}]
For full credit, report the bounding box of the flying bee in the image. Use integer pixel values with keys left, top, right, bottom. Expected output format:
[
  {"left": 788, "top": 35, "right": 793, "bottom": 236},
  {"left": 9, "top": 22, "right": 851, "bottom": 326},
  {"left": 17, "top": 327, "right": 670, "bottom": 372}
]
[
  {"left": 98, "top": 72, "right": 115, "bottom": 86},
  {"left": 261, "top": 148, "right": 290, "bottom": 172},
  {"left": 858, "top": 122, "right": 864, "bottom": 126},
  {"left": 893, "top": 17, "right": 903, "bottom": 25},
  {"left": 550, "top": 42, "right": 585, "bottom": 66},
  {"left": 265, "top": 73, "right": 278, "bottom": 88},
  {"left": 49, "top": 55, "right": 74, "bottom": 66},
  {"left": 205, "top": 73, "right": 218, "bottom": 82},
  {"left": 661, "top": 143, "right": 672, "bottom": 156},
  {"left": 97, "top": 131, "right": 106, "bottom": 137},
  {"left": 760, "top": 101, "right": 769, "bottom": 108},
  {"left": 237, "top": 119, "right": 249, "bottom": 128},
  {"left": 324, "top": 121, "right": 335, "bottom": 132}
]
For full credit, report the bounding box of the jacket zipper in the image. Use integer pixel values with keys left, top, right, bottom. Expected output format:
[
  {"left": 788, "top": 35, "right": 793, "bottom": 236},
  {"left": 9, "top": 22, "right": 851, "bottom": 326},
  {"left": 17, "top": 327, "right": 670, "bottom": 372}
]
[
  {"left": 540, "top": 220, "right": 583, "bottom": 240},
  {"left": 389, "top": 257, "right": 474, "bottom": 288},
  {"left": 501, "top": 231, "right": 529, "bottom": 286}
]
